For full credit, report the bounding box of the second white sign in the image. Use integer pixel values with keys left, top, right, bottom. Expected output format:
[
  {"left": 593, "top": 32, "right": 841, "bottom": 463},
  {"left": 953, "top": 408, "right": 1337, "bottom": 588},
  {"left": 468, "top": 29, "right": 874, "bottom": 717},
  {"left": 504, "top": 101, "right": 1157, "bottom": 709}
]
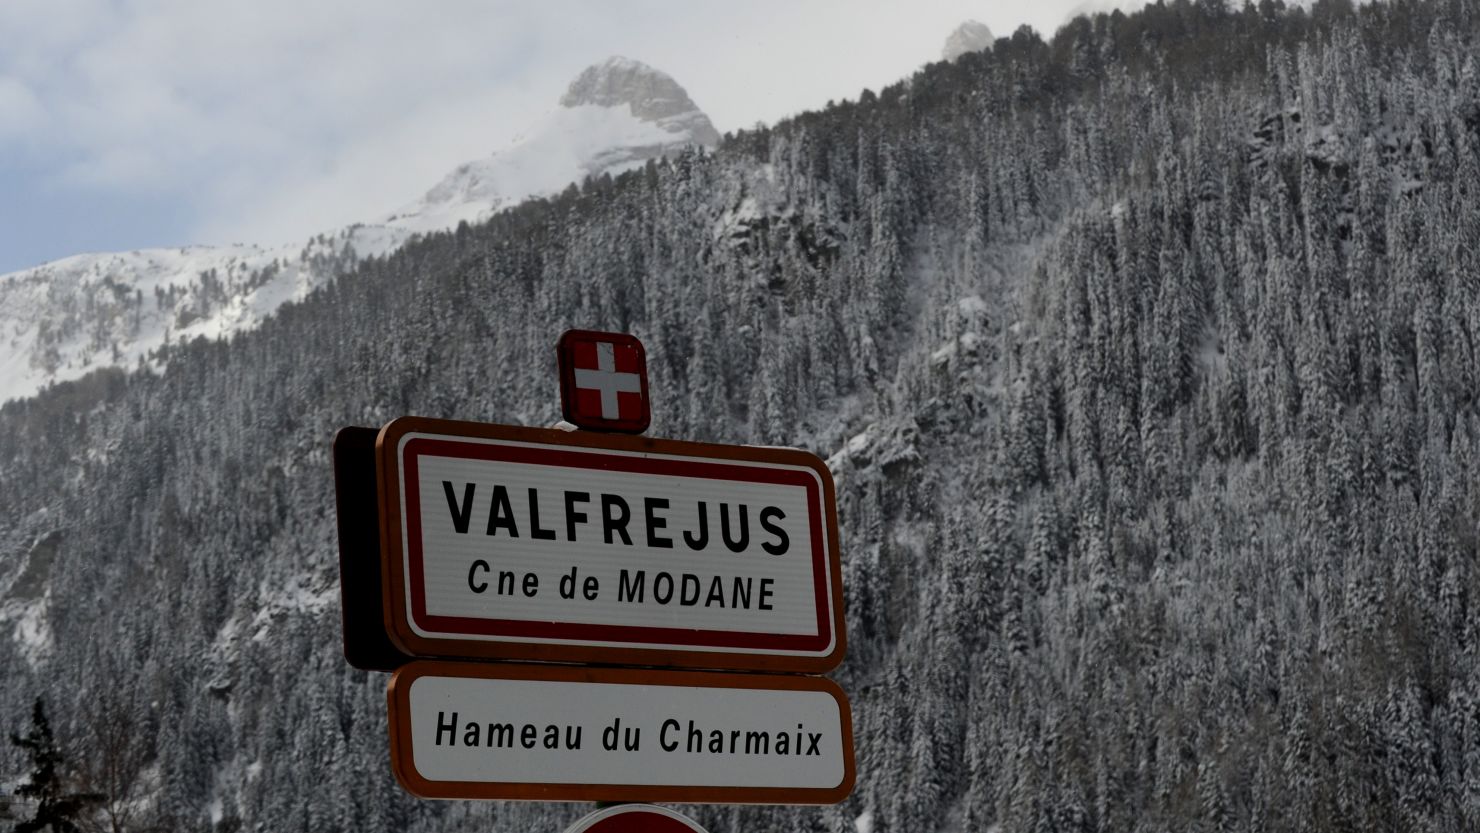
[{"left": 387, "top": 662, "right": 856, "bottom": 804}]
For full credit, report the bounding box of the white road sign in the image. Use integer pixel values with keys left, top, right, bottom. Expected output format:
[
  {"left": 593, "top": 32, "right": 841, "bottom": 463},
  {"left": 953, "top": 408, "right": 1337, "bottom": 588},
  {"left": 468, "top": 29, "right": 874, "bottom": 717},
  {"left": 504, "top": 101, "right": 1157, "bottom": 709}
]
[
  {"left": 387, "top": 662, "right": 856, "bottom": 804},
  {"left": 376, "top": 417, "right": 845, "bottom": 672}
]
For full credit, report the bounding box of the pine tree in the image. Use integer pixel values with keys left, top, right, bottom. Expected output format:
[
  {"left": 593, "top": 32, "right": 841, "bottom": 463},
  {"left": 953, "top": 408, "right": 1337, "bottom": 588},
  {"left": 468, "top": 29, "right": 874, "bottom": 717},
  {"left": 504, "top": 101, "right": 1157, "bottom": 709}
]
[{"left": 10, "top": 699, "right": 101, "bottom": 833}]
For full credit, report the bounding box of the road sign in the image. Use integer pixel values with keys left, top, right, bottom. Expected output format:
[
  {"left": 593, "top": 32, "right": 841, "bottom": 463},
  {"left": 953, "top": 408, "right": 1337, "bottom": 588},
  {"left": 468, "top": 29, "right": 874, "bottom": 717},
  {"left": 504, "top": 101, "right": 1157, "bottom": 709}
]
[
  {"left": 558, "top": 329, "right": 651, "bottom": 433},
  {"left": 387, "top": 662, "right": 855, "bottom": 804},
  {"left": 375, "top": 416, "right": 845, "bottom": 673},
  {"left": 564, "top": 805, "right": 709, "bottom": 833},
  {"left": 333, "top": 426, "right": 412, "bottom": 672}
]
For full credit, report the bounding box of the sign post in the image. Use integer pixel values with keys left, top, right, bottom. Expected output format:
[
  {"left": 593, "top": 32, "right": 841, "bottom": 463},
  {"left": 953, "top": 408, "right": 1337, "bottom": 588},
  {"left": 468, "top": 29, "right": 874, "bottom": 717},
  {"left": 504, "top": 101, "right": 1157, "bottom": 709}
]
[{"left": 333, "top": 329, "right": 853, "bottom": 825}]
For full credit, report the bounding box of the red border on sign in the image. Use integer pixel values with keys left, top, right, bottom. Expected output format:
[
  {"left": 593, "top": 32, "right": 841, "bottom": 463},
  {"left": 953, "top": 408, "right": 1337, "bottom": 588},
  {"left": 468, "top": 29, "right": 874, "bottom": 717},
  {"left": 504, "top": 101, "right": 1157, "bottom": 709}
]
[
  {"left": 386, "top": 662, "right": 857, "bottom": 805},
  {"left": 401, "top": 437, "right": 831, "bottom": 652},
  {"left": 375, "top": 416, "right": 847, "bottom": 673}
]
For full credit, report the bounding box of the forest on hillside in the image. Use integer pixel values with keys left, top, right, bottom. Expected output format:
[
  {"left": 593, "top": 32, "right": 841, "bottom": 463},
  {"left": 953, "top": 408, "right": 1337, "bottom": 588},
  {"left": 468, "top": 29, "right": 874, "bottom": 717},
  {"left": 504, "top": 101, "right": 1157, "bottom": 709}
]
[{"left": 2, "top": 1, "right": 1480, "bottom": 831}]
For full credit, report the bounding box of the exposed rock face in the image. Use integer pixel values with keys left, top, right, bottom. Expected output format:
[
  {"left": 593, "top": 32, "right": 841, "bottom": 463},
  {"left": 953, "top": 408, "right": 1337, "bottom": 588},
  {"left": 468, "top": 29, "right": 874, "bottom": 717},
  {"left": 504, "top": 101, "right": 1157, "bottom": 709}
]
[
  {"left": 560, "top": 56, "right": 721, "bottom": 146},
  {"left": 942, "top": 21, "right": 995, "bottom": 62}
]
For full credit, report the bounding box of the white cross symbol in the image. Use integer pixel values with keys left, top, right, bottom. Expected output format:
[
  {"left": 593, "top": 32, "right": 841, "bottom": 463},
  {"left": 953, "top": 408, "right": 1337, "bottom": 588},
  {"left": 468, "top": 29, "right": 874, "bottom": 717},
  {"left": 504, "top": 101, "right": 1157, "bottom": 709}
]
[{"left": 574, "top": 342, "right": 642, "bottom": 419}]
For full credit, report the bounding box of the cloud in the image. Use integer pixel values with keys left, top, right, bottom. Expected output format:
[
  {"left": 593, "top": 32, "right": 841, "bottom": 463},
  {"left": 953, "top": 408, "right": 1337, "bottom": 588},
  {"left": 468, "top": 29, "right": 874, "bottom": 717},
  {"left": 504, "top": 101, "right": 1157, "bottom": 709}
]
[
  {"left": 0, "top": 77, "right": 45, "bottom": 140},
  {"left": 2, "top": 0, "right": 1127, "bottom": 261},
  {"left": 197, "top": 84, "right": 555, "bottom": 244},
  {"left": 198, "top": 0, "right": 1055, "bottom": 244}
]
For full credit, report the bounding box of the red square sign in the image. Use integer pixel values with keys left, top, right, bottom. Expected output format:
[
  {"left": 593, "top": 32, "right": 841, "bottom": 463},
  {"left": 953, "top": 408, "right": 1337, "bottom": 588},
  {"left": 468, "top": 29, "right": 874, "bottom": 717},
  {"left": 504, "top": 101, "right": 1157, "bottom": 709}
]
[{"left": 557, "top": 330, "right": 650, "bottom": 433}]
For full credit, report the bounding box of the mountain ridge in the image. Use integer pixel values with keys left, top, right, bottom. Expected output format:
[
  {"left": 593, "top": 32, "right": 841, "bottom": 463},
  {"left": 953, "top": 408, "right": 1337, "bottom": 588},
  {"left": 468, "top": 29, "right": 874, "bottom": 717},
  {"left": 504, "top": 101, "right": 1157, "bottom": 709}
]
[
  {"left": 3, "top": 4, "right": 1478, "bottom": 832},
  {"left": 0, "top": 57, "right": 717, "bottom": 405}
]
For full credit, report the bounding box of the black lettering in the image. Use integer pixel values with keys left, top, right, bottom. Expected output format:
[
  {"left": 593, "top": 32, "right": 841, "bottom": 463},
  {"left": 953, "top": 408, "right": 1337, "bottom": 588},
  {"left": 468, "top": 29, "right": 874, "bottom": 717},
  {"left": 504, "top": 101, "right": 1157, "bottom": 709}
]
[
  {"left": 487, "top": 485, "right": 519, "bottom": 537},
  {"left": 443, "top": 482, "right": 476, "bottom": 534},
  {"left": 598, "top": 720, "right": 640, "bottom": 753},
  {"left": 645, "top": 497, "right": 673, "bottom": 548},
  {"left": 583, "top": 575, "right": 599, "bottom": 600},
  {"left": 660, "top": 719, "right": 680, "bottom": 752},
  {"left": 560, "top": 566, "right": 577, "bottom": 599},
  {"left": 463, "top": 723, "right": 480, "bottom": 746},
  {"left": 684, "top": 501, "right": 709, "bottom": 550},
  {"left": 759, "top": 506, "right": 789, "bottom": 555},
  {"left": 468, "top": 560, "right": 489, "bottom": 593},
  {"left": 497, "top": 571, "right": 515, "bottom": 595},
  {"left": 602, "top": 494, "right": 632, "bottom": 545},
  {"left": 776, "top": 731, "right": 790, "bottom": 755},
  {"left": 705, "top": 575, "right": 725, "bottom": 607},
  {"left": 654, "top": 572, "right": 674, "bottom": 604},
  {"left": 436, "top": 712, "right": 458, "bottom": 746},
  {"left": 759, "top": 577, "right": 775, "bottom": 610},
  {"left": 680, "top": 574, "right": 701, "bottom": 606},
  {"left": 806, "top": 732, "right": 822, "bottom": 755},
  {"left": 618, "top": 570, "right": 645, "bottom": 603},
  {"left": 521, "top": 724, "right": 536, "bottom": 749},
  {"left": 566, "top": 726, "right": 582, "bottom": 749},
  {"left": 522, "top": 572, "right": 539, "bottom": 597},
  {"left": 529, "top": 488, "right": 556, "bottom": 540},
  {"left": 543, "top": 725, "right": 560, "bottom": 749},
  {"left": 730, "top": 729, "right": 741, "bottom": 754},
  {"left": 720, "top": 503, "right": 749, "bottom": 552},
  {"left": 745, "top": 731, "right": 769, "bottom": 755},
  {"left": 687, "top": 721, "right": 703, "bottom": 753},
  {"left": 708, "top": 730, "right": 723, "bottom": 754},
  {"left": 489, "top": 723, "right": 514, "bottom": 748},
  {"left": 731, "top": 576, "right": 752, "bottom": 608},
  {"left": 565, "top": 491, "right": 589, "bottom": 541}
]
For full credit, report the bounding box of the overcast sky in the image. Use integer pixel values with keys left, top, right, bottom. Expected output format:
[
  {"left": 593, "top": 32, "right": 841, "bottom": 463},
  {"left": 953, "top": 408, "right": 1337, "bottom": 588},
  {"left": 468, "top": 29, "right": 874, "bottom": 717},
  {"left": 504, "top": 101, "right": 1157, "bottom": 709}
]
[{"left": 0, "top": 0, "right": 1130, "bottom": 274}]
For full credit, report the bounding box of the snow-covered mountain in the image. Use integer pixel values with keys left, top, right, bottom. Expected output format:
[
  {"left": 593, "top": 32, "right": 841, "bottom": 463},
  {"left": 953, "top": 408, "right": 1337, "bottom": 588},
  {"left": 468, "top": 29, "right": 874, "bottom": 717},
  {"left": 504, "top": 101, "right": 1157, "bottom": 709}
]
[
  {"left": 381, "top": 56, "right": 720, "bottom": 235},
  {"left": 0, "top": 57, "right": 718, "bottom": 405},
  {"left": 6, "top": 6, "right": 1479, "bottom": 831}
]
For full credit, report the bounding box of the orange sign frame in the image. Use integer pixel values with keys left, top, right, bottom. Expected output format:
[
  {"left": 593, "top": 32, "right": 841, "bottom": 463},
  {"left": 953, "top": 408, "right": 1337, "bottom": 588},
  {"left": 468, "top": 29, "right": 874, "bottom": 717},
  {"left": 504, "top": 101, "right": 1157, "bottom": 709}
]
[
  {"left": 386, "top": 661, "right": 856, "bottom": 804},
  {"left": 374, "top": 416, "right": 846, "bottom": 673}
]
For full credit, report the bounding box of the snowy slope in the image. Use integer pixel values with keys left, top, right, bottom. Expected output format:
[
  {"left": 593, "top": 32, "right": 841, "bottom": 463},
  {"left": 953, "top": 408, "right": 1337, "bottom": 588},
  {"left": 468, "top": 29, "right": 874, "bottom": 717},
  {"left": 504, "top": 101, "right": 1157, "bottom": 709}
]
[
  {"left": 0, "top": 228, "right": 393, "bottom": 404},
  {"left": 0, "top": 57, "right": 717, "bottom": 404},
  {"left": 382, "top": 57, "right": 719, "bottom": 235},
  {"left": 382, "top": 105, "right": 706, "bottom": 235}
]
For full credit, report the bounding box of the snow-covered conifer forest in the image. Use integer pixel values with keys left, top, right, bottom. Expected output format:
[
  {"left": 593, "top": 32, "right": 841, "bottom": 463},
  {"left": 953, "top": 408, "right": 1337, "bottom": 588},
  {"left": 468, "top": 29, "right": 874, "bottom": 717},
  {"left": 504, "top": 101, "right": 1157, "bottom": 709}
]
[{"left": 3, "top": 1, "right": 1480, "bottom": 830}]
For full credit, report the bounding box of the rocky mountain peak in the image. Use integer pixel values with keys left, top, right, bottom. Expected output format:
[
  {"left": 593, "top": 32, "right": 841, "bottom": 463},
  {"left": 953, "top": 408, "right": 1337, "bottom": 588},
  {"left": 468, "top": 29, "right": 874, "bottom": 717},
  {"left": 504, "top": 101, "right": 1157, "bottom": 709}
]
[
  {"left": 0, "top": 58, "right": 728, "bottom": 403},
  {"left": 943, "top": 21, "right": 995, "bottom": 62},
  {"left": 560, "top": 56, "right": 720, "bottom": 146}
]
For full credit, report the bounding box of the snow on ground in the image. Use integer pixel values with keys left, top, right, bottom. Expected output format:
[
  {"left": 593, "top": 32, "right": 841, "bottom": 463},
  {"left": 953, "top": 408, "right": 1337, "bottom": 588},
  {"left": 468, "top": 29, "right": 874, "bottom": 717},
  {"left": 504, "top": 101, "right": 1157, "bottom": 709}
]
[
  {"left": 247, "top": 573, "right": 339, "bottom": 643},
  {"left": 4, "top": 596, "right": 52, "bottom": 667},
  {"left": 957, "top": 294, "right": 987, "bottom": 314},
  {"left": 828, "top": 430, "right": 874, "bottom": 473}
]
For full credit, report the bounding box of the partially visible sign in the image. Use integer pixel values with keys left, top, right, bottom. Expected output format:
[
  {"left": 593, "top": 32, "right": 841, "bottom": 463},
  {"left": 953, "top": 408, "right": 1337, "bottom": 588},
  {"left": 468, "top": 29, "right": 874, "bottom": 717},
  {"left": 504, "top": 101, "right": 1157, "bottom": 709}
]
[
  {"left": 564, "top": 805, "right": 709, "bottom": 833},
  {"left": 333, "top": 426, "right": 411, "bottom": 672},
  {"left": 387, "top": 661, "right": 856, "bottom": 804},
  {"left": 558, "top": 329, "right": 651, "bottom": 433},
  {"left": 376, "top": 416, "right": 845, "bottom": 673}
]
